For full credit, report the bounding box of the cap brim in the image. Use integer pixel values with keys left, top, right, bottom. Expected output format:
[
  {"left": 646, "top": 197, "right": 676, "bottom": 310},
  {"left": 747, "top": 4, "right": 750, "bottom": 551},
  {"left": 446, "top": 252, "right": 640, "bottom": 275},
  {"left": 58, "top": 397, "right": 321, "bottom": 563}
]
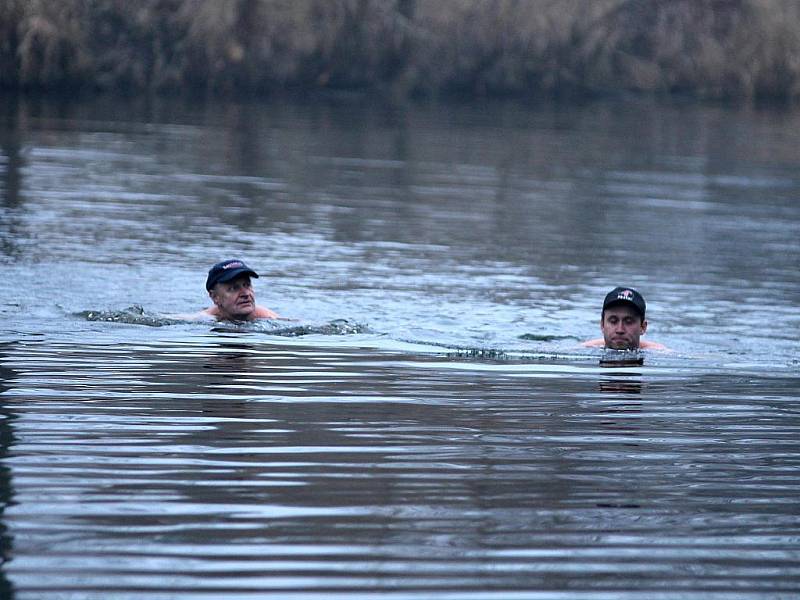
[{"left": 216, "top": 268, "right": 258, "bottom": 284}]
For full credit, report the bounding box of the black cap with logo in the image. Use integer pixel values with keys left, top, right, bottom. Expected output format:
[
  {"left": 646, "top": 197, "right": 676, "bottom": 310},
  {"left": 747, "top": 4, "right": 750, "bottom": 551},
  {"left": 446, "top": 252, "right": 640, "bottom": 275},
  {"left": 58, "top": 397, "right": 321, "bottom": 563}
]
[{"left": 602, "top": 287, "right": 646, "bottom": 319}]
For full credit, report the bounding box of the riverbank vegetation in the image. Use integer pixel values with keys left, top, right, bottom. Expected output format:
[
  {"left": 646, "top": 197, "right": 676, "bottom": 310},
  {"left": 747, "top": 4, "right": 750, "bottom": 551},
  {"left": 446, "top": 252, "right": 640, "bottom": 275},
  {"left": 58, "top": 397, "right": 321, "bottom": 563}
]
[{"left": 1, "top": 0, "right": 799, "bottom": 102}]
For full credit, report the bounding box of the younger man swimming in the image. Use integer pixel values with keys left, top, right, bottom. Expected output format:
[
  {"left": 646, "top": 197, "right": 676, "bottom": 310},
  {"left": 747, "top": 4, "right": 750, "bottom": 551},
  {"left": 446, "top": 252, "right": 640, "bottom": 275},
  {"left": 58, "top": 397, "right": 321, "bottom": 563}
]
[{"left": 582, "top": 287, "right": 666, "bottom": 350}]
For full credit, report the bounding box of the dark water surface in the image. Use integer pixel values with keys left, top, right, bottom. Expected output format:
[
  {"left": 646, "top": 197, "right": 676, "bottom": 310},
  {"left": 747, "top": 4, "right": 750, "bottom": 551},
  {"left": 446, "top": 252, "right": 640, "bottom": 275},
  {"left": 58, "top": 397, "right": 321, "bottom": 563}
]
[{"left": 0, "top": 94, "right": 799, "bottom": 598}]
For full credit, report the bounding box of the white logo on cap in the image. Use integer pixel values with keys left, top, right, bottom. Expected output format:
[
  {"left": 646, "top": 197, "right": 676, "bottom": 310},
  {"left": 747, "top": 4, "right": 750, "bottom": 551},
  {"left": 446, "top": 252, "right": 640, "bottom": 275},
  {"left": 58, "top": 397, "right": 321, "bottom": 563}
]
[
  {"left": 617, "top": 289, "right": 634, "bottom": 300},
  {"left": 223, "top": 262, "right": 243, "bottom": 270}
]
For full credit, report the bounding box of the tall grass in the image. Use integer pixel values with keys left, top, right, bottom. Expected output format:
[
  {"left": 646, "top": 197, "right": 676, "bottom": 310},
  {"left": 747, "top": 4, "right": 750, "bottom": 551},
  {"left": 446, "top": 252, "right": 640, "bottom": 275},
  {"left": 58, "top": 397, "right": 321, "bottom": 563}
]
[{"left": 1, "top": 0, "right": 798, "bottom": 101}]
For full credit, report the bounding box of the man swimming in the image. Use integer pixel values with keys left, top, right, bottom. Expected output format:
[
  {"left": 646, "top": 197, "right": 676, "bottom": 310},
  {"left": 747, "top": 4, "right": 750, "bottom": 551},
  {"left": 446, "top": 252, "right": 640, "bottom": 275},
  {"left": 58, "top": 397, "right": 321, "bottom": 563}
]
[
  {"left": 198, "top": 259, "right": 280, "bottom": 322},
  {"left": 582, "top": 287, "right": 666, "bottom": 350}
]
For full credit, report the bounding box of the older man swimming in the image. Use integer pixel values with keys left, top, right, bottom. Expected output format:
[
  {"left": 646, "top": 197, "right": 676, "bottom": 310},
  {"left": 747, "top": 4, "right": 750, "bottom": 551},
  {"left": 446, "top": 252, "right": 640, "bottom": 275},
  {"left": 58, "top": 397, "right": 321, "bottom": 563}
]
[{"left": 197, "top": 259, "right": 280, "bottom": 322}]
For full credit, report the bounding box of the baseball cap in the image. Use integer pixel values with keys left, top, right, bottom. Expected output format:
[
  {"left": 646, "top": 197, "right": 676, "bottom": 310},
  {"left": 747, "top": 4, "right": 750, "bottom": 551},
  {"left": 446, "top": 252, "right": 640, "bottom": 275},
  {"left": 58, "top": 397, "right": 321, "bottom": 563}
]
[
  {"left": 602, "top": 286, "right": 646, "bottom": 318},
  {"left": 206, "top": 259, "right": 259, "bottom": 291}
]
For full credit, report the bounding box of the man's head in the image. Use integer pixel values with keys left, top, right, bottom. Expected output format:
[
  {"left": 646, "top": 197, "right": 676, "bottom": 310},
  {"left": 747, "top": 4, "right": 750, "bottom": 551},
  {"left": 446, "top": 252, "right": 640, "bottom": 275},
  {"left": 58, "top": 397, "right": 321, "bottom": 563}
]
[
  {"left": 206, "top": 259, "right": 260, "bottom": 321},
  {"left": 600, "top": 287, "right": 648, "bottom": 350}
]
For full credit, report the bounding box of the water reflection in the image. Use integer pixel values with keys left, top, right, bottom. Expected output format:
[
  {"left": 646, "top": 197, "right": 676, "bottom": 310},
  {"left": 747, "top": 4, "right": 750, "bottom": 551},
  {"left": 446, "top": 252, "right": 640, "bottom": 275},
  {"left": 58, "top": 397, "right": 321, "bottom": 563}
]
[
  {"left": 0, "top": 344, "right": 17, "bottom": 600},
  {"left": 0, "top": 96, "right": 24, "bottom": 265},
  {"left": 599, "top": 376, "right": 642, "bottom": 394},
  {"left": 0, "top": 96, "right": 23, "bottom": 209},
  {"left": 0, "top": 336, "right": 797, "bottom": 596},
  {"left": 598, "top": 375, "right": 643, "bottom": 395}
]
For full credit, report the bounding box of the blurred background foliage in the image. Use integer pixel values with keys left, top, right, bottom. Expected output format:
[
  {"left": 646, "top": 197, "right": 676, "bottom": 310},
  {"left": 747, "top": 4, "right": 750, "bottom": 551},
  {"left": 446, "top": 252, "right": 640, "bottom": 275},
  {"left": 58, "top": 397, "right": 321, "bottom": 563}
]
[{"left": 1, "top": 0, "right": 798, "bottom": 101}]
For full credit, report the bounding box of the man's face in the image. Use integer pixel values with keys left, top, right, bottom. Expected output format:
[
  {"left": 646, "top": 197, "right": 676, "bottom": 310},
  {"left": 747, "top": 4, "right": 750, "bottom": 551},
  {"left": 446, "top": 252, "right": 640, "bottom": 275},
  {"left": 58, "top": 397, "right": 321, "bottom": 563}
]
[
  {"left": 210, "top": 275, "right": 256, "bottom": 320},
  {"left": 601, "top": 303, "right": 647, "bottom": 350}
]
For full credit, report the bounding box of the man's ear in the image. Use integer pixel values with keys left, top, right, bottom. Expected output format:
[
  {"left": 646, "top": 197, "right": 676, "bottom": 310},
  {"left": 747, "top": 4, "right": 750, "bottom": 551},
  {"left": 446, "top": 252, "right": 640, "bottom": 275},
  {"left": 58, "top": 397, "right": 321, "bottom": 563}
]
[
  {"left": 209, "top": 290, "right": 219, "bottom": 307},
  {"left": 641, "top": 319, "right": 648, "bottom": 334}
]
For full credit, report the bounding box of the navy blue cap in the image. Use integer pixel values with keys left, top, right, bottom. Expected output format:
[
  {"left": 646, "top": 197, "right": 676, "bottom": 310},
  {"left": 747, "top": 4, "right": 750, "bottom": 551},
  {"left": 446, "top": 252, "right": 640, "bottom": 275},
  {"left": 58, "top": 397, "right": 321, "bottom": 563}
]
[
  {"left": 602, "top": 286, "right": 646, "bottom": 318},
  {"left": 206, "top": 259, "right": 259, "bottom": 291}
]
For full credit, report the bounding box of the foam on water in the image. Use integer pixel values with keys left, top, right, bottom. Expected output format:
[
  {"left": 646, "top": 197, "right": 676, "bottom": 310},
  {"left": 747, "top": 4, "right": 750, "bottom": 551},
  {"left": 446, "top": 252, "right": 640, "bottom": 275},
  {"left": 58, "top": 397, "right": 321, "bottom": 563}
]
[{"left": 79, "top": 305, "right": 371, "bottom": 337}]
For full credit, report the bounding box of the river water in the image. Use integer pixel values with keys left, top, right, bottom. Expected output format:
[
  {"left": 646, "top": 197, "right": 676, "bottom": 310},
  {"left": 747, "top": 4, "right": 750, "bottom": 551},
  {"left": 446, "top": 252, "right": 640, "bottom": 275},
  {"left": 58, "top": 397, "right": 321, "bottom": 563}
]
[{"left": 0, "top": 93, "right": 798, "bottom": 599}]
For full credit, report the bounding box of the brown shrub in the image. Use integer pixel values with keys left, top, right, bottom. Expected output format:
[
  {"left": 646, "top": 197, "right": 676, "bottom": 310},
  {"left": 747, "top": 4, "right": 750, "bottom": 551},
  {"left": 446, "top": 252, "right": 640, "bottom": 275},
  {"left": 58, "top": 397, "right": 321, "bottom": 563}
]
[{"left": 0, "top": 0, "right": 798, "bottom": 101}]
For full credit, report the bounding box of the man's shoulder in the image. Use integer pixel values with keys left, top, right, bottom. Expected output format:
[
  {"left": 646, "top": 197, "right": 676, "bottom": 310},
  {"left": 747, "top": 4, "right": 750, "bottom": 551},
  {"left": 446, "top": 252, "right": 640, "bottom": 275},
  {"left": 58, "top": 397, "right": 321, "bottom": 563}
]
[
  {"left": 640, "top": 340, "right": 668, "bottom": 350},
  {"left": 253, "top": 305, "right": 280, "bottom": 319},
  {"left": 197, "top": 307, "right": 219, "bottom": 319}
]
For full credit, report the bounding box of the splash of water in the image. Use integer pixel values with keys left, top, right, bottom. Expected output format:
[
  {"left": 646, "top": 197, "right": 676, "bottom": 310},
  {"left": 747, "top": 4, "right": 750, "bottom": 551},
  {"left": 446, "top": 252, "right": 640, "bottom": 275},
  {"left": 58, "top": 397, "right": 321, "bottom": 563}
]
[
  {"left": 79, "top": 305, "right": 183, "bottom": 327},
  {"left": 78, "top": 306, "right": 370, "bottom": 336},
  {"left": 211, "top": 318, "right": 370, "bottom": 336}
]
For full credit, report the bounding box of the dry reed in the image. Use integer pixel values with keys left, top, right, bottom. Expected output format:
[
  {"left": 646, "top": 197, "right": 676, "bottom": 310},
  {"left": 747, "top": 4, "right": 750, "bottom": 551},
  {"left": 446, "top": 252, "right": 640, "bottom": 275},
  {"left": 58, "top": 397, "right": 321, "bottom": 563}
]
[{"left": 0, "top": 0, "right": 798, "bottom": 101}]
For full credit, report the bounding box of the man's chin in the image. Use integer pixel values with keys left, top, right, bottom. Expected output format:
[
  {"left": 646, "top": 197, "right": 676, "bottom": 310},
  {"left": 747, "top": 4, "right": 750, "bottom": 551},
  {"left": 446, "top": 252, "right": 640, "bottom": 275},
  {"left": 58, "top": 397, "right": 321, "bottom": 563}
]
[
  {"left": 607, "top": 340, "right": 635, "bottom": 350},
  {"left": 230, "top": 306, "right": 255, "bottom": 320}
]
